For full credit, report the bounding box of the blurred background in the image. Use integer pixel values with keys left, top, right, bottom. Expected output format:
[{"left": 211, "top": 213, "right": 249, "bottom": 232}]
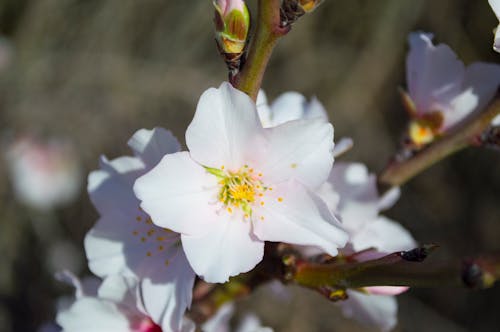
[{"left": 1, "top": 0, "right": 499, "bottom": 331}]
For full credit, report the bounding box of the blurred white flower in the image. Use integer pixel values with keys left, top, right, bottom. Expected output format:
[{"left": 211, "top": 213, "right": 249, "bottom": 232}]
[
  {"left": 84, "top": 128, "right": 195, "bottom": 332},
  {"left": 6, "top": 136, "right": 82, "bottom": 210},
  {"left": 489, "top": 0, "right": 500, "bottom": 52},
  {"left": 202, "top": 303, "right": 273, "bottom": 332},
  {"left": 404, "top": 32, "right": 500, "bottom": 145},
  {"left": 135, "top": 82, "right": 347, "bottom": 283},
  {"left": 56, "top": 273, "right": 195, "bottom": 332}
]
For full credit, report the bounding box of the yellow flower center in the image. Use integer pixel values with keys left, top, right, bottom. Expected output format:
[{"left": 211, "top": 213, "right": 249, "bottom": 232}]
[
  {"left": 206, "top": 165, "right": 268, "bottom": 217},
  {"left": 408, "top": 111, "right": 444, "bottom": 147}
]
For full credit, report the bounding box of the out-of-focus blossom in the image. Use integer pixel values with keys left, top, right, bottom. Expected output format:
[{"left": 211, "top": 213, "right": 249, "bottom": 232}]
[
  {"left": 56, "top": 272, "right": 195, "bottom": 332},
  {"left": 5, "top": 136, "right": 82, "bottom": 210},
  {"left": 489, "top": 0, "right": 500, "bottom": 53},
  {"left": 404, "top": 32, "right": 500, "bottom": 146},
  {"left": 84, "top": 128, "right": 195, "bottom": 331},
  {"left": 214, "top": 0, "right": 250, "bottom": 54},
  {"left": 135, "top": 82, "right": 348, "bottom": 283},
  {"left": 202, "top": 303, "right": 273, "bottom": 332}
]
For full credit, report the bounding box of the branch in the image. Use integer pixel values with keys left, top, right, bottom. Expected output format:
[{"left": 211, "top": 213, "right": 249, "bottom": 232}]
[
  {"left": 291, "top": 245, "right": 500, "bottom": 293},
  {"left": 232, "top": 0, "right": 289, "bottom": 100},
  {"left": 378, "top": 95, "right": 500, "bottom": 190}
]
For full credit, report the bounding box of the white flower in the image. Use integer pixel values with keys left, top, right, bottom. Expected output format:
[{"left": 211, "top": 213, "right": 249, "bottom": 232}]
[
  {"left": 405, "top": 32, "right": 500, "bottom": 145},
  {"left": 489, "top": 0, "right": 500, "bottom": 53},
  {"left": 84, "top": 128, "right": 195, "bottom": 331},
  {"left": 134, "top": 82, "right": 348, "bottom": 283},
  {"left": 5, "top": 135, "right": 82, "bottom": 210},
  {"left": 56, "top": 273, "right": 195, "bottom": 332}
]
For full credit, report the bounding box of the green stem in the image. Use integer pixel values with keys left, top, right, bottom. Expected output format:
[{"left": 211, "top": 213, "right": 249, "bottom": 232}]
[
  {"left": 233, "top": 0, "right": 288, "bottom": 100},
  {"left": 378, "top": 96, "right": 500, "bottom": 189}
]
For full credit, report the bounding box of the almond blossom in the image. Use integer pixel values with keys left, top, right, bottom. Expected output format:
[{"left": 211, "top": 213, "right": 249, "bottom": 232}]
[
  {"left": 84, "top": 128, "right": 195, "bottom": 331},
  {"left": 202, "top": 303, "right": 273, "bottom": 332},
  {"left": 489, "top": 0, "right": 500, "bottom": 53},
  {"left": 404, "top": 32, "right": 500, "bottom": 146},
  {"left": 56, "top": 272, "right": 195, "bottom": 332},
  {"left": 134, "top": 82, "right": 348, "bottom": 283}
]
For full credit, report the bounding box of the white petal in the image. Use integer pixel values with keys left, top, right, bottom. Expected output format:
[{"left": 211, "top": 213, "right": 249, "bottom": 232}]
[
  {"left": 365, "top": 286, "right": 409, "bottom": 296},
  {"left": 88, "top": 156, "right": 144, "bottom": 215},
  {"left": 489, "top": 0, "right": 500, "bottom": 18},
  {"left": 378, "top": 186, "right": 401, "bottom": 211},
  {"left": 98, "top": 276, "right": 140, "bottom": 309},
  {"left": 55, "top": 271, "right": 99, "bottom": 299},
  {"left": 332, "top": 137, "right": 353, "bottom": 158},
  {"left": 186, "top": 82, "right": 265, "bottom": 170},
  {"left": 141, "top": 252, "right": 195, "bottom": 332},
  {"left": 127, "top": 127, "right": 181, "bottom": 167},
  {"left": 181, "top": 213, "right": 264, "bottom": 283},
  {"left": 494, "top": 26, "right": 500, "bottom": 53},
  {"left": 406, "top": 32, "right": 465, "bottom": 113},
  {"left": 328, "top": 162, "right": 380, "bottom": 233},
  {"left": 492, "top": 114, "right": 500, "bottom": 126},
  {"left": 351, "top": 216, "right": 416, "bottom": 253},
  {"left": 445, "top": 62, "right": 500, "bottom": 129},
  {"left": 259, "top": 118, "right": 334, "bottom": 189},
  {"left": 269, "top": 92, "right": 308, "bottom": 126},
  {"left": 340, "top": 291, "right": 398, "bottom": 332},
  {"left": 256, "top": 90, "right": 273, "bottom": 128},
  {"left": 253, "top": 181, "right": 348, "bottom": 256},
  {"left": 134, "top": 151, "right": 218, "bottom": 236},
  {"left": 56, "top": 297, "right": 137, "bottom": 332}
]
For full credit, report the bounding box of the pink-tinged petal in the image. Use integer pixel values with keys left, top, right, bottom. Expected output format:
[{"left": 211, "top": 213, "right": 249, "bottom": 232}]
[
  {"left": 181, "top": 213, "right": 265, "bottom": 283},
  {"left": 444, "top": 62, "right": 500, "bottom": 129},
  {"left": 269, "top": 92, "right": 308, "bottom": 126},
  {"left": 259, "top": 118, "right": 334, "bottom": 189},
  {"left": 406, "top": 32, "right": 465, "bottom": 113},
  {"left": 127, "top": 128, "right": 181, "bottom": 168},
  {"left": 340, "top": 290, "right": 398, "bottom": 332},
  {"left": 365, "top": 286, "right": 409, "bottom": 296},
  {"left": 253, "top": 180, "right": 348, "bottom": 256},
  {"left": 134, "top": 151, "right": 218, "bottom": 236},
  {"left": 351, "top": 216, "right": 417, "bottom": 253},
  {"left": 88, "top": 156, "right": 145, "bottom": 215},
  {"left": 186, "top": 82, "right": 265, "bottom": 170},
  {"left": 141, "top": 251, "right": 195, "bottom": 332}
]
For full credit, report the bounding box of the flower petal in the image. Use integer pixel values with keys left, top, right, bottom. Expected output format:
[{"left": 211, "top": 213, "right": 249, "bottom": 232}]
[
  {"left": 181, "top": 214, "right": 264, "bottom": 283},
  {"left": 444, "top": 62, "right": 500, "bottom": 129},
  {"left": 406, "top": 32, "right": 465, "bottom": 113},
  {"left": 351, "top": 216, "right": 416, "bottom": 253},
  {"left": 127, "top": 127, "right": 181, "bottom": 167},
  {"left": 134, "top": 151, "right": 218, "bottom": 236},
  {"left": 259, "top": 118, "right": 334, "bottom": 189},
  {"left": 253, "top": 180, "right": 348, "bottom": 256},
  {"left": 141, "top": 252, "right": 196, "bottom": 332},
  {"left": 186, "top": 82, "right": 265, "bottom": 170},
  {"left": 340, "top": 290, "right": 398, "bottom": 332}
]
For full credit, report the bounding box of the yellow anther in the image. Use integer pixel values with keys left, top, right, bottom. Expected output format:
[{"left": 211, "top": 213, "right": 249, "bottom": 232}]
[
  {"left": 136, "top": 216, "right": 142, "bottom": 222},
  {"left": 158, "top": 245, "right": 164, "bottom": 251},
  {"left": 146, "top": 251, "right": 152, "bottom": 257},
  {"left": 291, "top": 163, "right": 297, "bottom": 169},
  {"left": 278, "top": 197, "right": 283, "bottom": 202},
  {"left": 132, "top": 231, "right": 139, "bottom": 236},
  {"left": 141, "top": 237, "right": 146, "bottom": 243}
]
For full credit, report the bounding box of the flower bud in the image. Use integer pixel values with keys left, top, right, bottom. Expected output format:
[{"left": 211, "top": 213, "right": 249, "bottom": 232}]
[
  {"left": 298, "top": 0, "right": 323, "bottom": 13},
  {"left": 214, "top": 0, "right": 250, "bottom": 54}
]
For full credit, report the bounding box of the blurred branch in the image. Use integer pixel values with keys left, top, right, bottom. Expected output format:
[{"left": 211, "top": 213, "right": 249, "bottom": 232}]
[
  {"left": 378, "top": 95, "right": 500, "bottom": 190},
  {"left": 233, "top": 0, "right": 289, "bottom": 100}
]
